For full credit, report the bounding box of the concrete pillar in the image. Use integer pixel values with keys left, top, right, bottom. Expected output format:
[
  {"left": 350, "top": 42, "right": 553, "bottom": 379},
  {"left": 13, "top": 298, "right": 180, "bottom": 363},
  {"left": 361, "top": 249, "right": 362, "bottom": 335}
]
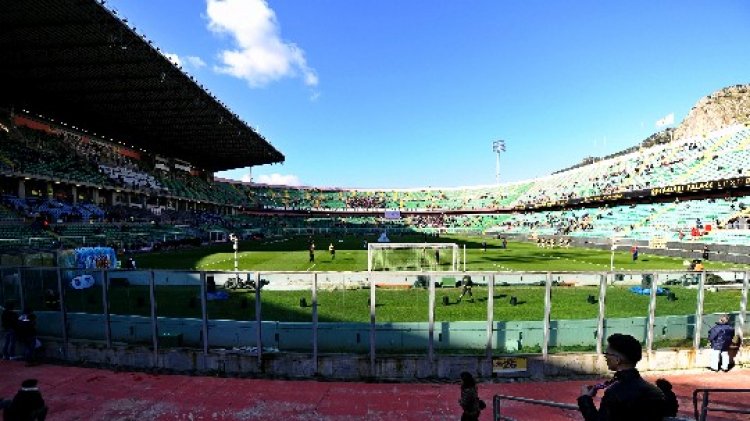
[
  {"left": 46, "top": 182, "right": 53, "bottom": 199},
  {"left": 92, "top": 188, "right": 100, "bottom": 204},
  {"left": 111, "top": 191, "right": 117, "bottom": 206},
  {"left": 18, "top": 179, "right": 26, "bottom": 199},
  {"left": 126, "top": 193, "right": 131, "bottom": 206},
  {"left": 141, "top": 195, "right": 147, "bottom": 210},
  {"left": 71, "top": 186, "right": 77, "bottom": 205}
]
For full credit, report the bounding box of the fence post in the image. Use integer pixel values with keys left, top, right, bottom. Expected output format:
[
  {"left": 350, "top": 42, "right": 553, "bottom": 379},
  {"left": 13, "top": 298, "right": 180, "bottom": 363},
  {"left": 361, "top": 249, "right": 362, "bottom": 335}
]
[
  {"left": 200, "top": 271, "right": 209, "bottom": 358},
  {"left": 646, "top": 273, "right": 658, "bottom": 353},
  {"left": 255, "top": 271, "right": 262, "bottom": 370},
  {"left": 596, "top": 273, "right": 607, "bottom": 355},
  {"left": 102, "top": 269, "right": 112, "bottom": 348},
  {"left": 312, "top": 273, "right": 318, "bottom": 375},
  {"left": 149, "top": 270, "right": 158, "bottom": 367},
  {"left": 486, "top": 274, "right": 495, "bottom": 363},
  {"left": 17, "top": 267, "right": 24, "bottom": 310},
  {"left": 56, "top": 267, "right": 68, "bottom": 359},
  {"left": 542, "top": 272, "right": 552, "bottom": 359},
  {"left": 369, "top": 274, "right": 376, "bottom": 377},
  {"left": 428, "top": 273, "right": 436, "bottom": 373},
  {"left": 739, "top": 271, "right": 748, "bottom": 339},
  {"left": 693, "top": 271, "right": 707, "bottom": 358}
]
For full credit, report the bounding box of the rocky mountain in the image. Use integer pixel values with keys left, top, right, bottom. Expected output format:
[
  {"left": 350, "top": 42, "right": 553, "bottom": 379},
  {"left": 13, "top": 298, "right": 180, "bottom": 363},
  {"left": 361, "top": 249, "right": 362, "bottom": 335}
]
[{"left": 674, "top": 84, "right": 750, "bottom": 140}]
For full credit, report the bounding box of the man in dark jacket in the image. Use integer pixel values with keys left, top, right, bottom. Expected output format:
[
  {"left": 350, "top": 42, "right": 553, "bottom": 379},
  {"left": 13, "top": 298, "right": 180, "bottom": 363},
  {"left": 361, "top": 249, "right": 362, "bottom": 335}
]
[
  {"left": 578, "top": 333, "right": 666, "bottom": 421},
  {"left": 707, "top": 314, "right": 735, "bottom": 371},
  {"left": 3, "top": 378, "right": 47, "bottom": 421},
  {"left": 14, "top": 311, "right": 37, "bottom": 365}
]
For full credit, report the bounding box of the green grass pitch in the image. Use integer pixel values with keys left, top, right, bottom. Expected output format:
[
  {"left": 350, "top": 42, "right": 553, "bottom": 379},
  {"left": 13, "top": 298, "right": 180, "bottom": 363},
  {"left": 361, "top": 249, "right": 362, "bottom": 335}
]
[
  {"left": 82, "top": 235, "right": 747, "bottom": 324},
  {"left": 135, "top": 234, "right": 744, "bottom": 272}
]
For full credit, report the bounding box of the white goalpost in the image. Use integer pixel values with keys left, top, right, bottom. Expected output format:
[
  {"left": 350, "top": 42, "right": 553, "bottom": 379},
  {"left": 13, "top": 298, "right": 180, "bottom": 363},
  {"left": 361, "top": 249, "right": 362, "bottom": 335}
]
[{"left": 367, "top": 242, "right": 459, "bottom": 272}]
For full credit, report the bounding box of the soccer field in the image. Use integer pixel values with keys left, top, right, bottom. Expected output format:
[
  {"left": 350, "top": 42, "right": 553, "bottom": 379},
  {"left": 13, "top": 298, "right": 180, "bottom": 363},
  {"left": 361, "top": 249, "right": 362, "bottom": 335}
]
[
  {"left": 50, "top": 235, "right": 747, "bottom": 328},
  {"left": 134, "top": 234, "right": 745, "bottom": 272}
]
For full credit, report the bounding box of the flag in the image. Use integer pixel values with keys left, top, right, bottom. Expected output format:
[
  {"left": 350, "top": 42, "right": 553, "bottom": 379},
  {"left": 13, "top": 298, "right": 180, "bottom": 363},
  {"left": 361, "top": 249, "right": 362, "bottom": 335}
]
[{"left": 656, "top": 113, "right": 674, "bottom": 128}]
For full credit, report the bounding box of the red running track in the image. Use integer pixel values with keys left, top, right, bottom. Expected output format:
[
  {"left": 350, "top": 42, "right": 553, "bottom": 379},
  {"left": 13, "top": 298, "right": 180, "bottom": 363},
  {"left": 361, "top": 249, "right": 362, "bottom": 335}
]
[{"left": 0, "top": 361, "right": 748, "bottom": 420}]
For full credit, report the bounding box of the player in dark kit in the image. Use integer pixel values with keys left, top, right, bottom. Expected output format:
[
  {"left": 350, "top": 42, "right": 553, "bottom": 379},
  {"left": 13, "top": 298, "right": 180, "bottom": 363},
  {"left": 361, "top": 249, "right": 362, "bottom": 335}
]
[{"left": 457, "top": 275, "right": 474, "bottom": 303}]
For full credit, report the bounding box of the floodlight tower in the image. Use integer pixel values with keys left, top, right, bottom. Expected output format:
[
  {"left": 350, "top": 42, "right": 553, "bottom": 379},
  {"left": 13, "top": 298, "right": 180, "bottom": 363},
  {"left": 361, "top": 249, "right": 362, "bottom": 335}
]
[{"left": 492, "top": 140, "right": 506, "bottom": 185}]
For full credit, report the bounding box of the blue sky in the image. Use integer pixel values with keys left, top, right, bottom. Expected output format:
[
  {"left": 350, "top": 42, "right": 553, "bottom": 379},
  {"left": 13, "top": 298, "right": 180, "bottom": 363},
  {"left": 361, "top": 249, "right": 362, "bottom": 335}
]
[{"left": 108, "top": 0, "right": 750, "bottom": 188}]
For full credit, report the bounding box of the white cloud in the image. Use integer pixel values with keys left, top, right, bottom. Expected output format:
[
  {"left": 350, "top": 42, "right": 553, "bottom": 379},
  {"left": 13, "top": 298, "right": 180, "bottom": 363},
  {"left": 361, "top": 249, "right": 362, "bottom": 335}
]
[
  {"left": 164, "top": 52, "right": 181, "bottom": 66},
  {"left": 255, "top": 173, "right": 302, "bottom": 186},
  {"left": 186, "top": 56, "right": 207, "bottom": 68},
  {"left": 206, "top": 0, "right": 318, "bottom": 88},
  {"left": 165, "top": 53, "right": 207, "bottom": 71}
]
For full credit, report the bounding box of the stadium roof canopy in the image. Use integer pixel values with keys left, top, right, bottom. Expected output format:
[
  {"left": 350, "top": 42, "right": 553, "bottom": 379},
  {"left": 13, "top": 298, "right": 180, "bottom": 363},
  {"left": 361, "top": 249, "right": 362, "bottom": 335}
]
[{"left": 0, "top": 0, "right": 284, "bottom": 172}]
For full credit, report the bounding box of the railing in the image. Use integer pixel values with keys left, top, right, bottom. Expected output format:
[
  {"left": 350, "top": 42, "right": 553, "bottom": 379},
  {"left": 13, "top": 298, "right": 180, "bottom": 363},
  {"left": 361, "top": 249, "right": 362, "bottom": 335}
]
[
  {"left": 493, "top": 390, "right": 747, "bottom": 421},
  {"left": 492, "top": 394, "right": 578, "bottom": 421},
  {"left": 693, "top": 388, "right": 750, "bottom": 421},
  {"left": 0, "top": 267, "right": 747, "bottom": 377}
]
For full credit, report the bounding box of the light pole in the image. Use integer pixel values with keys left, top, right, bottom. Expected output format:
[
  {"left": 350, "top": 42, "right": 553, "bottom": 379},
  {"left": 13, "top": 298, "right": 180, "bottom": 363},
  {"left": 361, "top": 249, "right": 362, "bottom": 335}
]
[
  {"left": 492, "top": 140, "right": 506, "bottom": 185},
  {"left": 230, "top": 233, "right": 239, "bottom": 273}
]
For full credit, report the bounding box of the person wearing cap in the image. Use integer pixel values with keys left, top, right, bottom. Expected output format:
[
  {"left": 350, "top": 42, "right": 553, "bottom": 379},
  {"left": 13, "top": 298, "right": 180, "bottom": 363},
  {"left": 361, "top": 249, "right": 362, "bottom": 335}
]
[
  {"left": 577, "top": 333, "right": 667, "bottom": 421},
  {"left": 3, "top": 379, "right": 47, "bottom": 421},
  {"left": 707, "top": 314, "right": 735, "bottom": 372}
]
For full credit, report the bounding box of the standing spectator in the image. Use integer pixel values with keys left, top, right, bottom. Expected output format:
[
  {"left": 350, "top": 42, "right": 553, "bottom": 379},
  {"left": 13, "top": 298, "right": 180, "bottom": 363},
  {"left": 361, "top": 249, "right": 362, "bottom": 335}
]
[
  {"left": 655, "top": 379, "right": 678, "bottom": 418},
  {"left": 577, "top": 333, "right": 666, "bottom": 421},
  {"left": 15, "top": 310, "right": 38, "bottom": 365},
  {"left": 2, "top": 301, "right": 18, "bottom": 360},
  {"left": 308, "top": 243, "right": 315, "bottom": 263},
  {"left": 458, "top": 371, "right": 484, "bottom": 421},
  {"left": 631, "top": 245, "right": 639, "bottom": 261},
  {"left": 702, "top": 245, "right": 710, "bottom": 260},
  {"left": 3, "top": 379, "right": 47, "bottom": 421},
  {"left": 328, "top": 243, "right": 335, "bottom": 260},
  {"left": 707, "top": 314, "right": 735, "bottom": 372},
  {"left": 501, "top": 237, "right": 507, "bottom": 249}
]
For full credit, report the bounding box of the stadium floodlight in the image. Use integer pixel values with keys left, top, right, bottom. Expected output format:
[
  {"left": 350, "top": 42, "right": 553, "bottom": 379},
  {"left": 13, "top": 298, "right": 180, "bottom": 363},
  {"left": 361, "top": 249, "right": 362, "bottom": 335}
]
[
  {"left": 492, "top": 140, "right": 506, "bottom": 185},
  {"left": 367, "top": 242, "right": 459, "bottom": 272}
]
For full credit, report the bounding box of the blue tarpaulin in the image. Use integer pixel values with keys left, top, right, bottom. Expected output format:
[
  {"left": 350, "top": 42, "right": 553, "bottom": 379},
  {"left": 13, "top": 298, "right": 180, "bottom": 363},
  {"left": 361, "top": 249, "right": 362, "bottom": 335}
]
[{"left": 629, "top": 286, "right": 669, "bottom": 296}]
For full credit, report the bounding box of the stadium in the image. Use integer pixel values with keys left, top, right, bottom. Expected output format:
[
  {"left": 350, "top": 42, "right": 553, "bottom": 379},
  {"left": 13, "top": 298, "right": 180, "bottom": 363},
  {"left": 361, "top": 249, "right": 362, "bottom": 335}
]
[{"left": 0, "top": 0, "right": 749, "bottom": 420}]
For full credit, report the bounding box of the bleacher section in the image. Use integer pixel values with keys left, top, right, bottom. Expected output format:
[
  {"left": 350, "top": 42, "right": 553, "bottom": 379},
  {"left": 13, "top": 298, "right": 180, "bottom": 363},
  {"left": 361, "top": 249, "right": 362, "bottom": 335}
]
[
  {"left": 1, "top": 113, "right": 750, "bottom": 249},
  {"left": 0, "top": 127, "right": 112, "bottom": 186},
  {"left": 493, "top": 197, "right": 750, "bottom": 245}
]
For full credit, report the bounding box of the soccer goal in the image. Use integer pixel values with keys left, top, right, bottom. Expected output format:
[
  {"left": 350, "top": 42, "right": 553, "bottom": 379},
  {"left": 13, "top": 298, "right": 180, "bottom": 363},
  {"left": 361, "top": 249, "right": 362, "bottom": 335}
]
[{"left": 367, "top": 243, "right": 459, "bottom": 271}]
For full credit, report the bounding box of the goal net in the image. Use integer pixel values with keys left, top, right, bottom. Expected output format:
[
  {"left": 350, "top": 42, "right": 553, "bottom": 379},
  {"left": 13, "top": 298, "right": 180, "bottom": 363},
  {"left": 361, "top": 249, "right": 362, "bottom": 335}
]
[{"left": 367, "top": 243, "right": 459, "bottom": 271}]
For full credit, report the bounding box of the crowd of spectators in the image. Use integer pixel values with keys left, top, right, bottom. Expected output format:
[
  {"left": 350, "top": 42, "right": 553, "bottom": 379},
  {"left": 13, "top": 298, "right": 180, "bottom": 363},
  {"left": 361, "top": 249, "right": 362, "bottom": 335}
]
[{"left": 345, "top": 195, "right": 386, "bottom": 209}]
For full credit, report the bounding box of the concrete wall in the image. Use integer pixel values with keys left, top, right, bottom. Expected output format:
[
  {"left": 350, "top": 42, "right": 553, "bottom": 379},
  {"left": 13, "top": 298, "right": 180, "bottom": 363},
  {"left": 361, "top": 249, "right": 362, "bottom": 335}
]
[
  {"left": 35, "top": 311, "right": 748, "bottom": 354},
  {"left": 37, "top": 338, "right": 750, "bottom": 381}
]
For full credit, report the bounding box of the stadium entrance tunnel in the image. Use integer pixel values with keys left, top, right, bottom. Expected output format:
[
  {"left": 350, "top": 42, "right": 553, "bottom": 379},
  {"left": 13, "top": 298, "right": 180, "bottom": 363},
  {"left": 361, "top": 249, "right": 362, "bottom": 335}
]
[{"left": 1, "top": 267, "right": 748, "bottom": 380}]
